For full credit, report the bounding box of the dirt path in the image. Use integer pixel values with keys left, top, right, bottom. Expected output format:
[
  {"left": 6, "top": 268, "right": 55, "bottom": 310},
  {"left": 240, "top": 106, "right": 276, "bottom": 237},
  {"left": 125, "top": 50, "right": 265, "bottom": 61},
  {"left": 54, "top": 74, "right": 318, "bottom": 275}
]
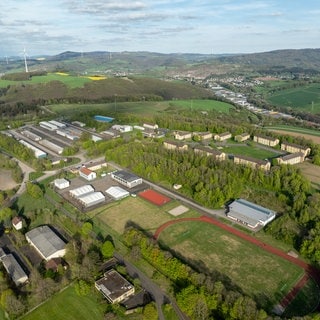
[{"left": 154, "top": 216, "right": 320, "bottom": 312}]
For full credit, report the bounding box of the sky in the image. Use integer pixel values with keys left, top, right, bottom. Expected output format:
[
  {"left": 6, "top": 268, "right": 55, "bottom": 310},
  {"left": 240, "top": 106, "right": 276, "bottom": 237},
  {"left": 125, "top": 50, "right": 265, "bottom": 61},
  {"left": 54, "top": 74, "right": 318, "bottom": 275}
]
[{"left": 0, "top": 0, "right": 319, "bottom": 56}]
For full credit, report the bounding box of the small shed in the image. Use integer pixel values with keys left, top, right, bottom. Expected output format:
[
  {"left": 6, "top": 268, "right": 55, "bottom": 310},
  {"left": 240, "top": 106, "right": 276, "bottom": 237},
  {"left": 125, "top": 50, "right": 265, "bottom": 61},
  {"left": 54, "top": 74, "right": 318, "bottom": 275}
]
[
  {"left": 54, "top": 178, "right": 70, "bottom": 190},
  {"left": 12, "top": 216, "right": 23, "bottom": 230}
]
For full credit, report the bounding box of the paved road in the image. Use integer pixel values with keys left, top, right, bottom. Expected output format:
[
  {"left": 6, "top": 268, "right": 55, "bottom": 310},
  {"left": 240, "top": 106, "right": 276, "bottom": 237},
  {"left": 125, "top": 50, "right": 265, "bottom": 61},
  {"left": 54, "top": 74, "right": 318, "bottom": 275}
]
[{"left": 114, "top": 253, "right": 189, "bottom": 320}]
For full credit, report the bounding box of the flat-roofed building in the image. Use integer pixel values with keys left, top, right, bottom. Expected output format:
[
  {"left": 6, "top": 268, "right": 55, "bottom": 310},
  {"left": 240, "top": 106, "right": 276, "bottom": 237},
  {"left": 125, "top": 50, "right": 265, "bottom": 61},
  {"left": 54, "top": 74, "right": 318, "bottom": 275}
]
[
  {"left": 234, "top": 133, "right": 250, "bottom": 142},
  {"left": 25, "top": 225, "right": 66, "bottom": 261},
  {"left": 253, "top": 134, "right": 279, "bottom": 147},
  {"left": 227, "top": 198, "right": 276, "bottom": 228},
  {"left": 163, "top": 140, "right": 188, "bottom": 151},
  {"left": 111, "top": 170, "right": 142, "bottom": 189},
  {"left": 194, "top": 146, "right": 226, "bottom": 161},
  {"left": 0, "top": 253, "right": 28, "bottom": 286},
  {"left": 234, "top": 155, "right": 271, "bottom": 171},
  {"left": 95, "top": 269, "right": 135, "bottom": 304},
  {"left": 214, "top": 132, "right": 232, "bottom": 141},
  {"left": 174, "top": 131, "right": 192, "bottom": 141},
  {"left": 277, "top": 152, "right": 305, "bottom": 165},
  {"left": 280, "top": 142, "right": 311, "bottom": 157},
  {"left": 54, "top": 178, "right": 70, "bottom": 190}
]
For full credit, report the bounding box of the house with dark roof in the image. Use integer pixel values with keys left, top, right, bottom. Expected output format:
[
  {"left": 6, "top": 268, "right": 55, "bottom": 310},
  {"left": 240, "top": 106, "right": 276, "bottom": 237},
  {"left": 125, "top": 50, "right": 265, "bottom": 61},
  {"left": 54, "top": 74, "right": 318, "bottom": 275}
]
[
  {"left": 233, "top": 154, "right": 271, "bottom": 171},
  {"left": 194, "top": 146, "right": 226, "bottom": 161},
  {"left": 163, "top": 140, "right": 188, "bottom": 151},
  {"left": 111, "top": 170, "right": 142, "bottom": 189},
  {"left": 95, "top": 269, "right": 135, "bottom": 304},
  {"left": 280, "top": 142, "right": 311, "bottom": 157},
  {"left": 214, "top": 132, "right": 232, "bottom": 141},
  {"left": 277, "top": 152, "right": 305, "bottom": 165}
]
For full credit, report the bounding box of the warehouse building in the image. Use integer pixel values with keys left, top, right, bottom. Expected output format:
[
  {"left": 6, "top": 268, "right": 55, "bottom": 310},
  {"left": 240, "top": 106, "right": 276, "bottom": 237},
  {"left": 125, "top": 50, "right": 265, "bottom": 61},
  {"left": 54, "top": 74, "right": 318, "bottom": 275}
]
[
  {"left": 48, "top": 120, "right": 66, "bottom": 129},
  {"left": 21, "top": 130, "right": 42, "bottom": 141},
  {"left": 69, "top": 185, "right": 95, "bottom": 198},
  {"left": 106, "top": 186, "right": 130, "bottom": 200},
  {"left": 25, "top": 225, "right": 66, "bottom": 261},
  {"left": 227, "top": 199, "right": 276, "bottom": 229},
  {"left": 78, "top": 191, "right": 105, "bottom": 208},
  {"left": 111, "top": 170, "right": 142, "bottom": 189},
  {"left": 39, "top": 139, "right": 64, "bottom": 155},
  {"left": 0, "top": 252, "right": 28, "bottom": 286},
  {"left": 39, "top": 121, "right": 58, "bottom": 131},
  {"left": 95, "top": 269, "right": 135, "bottom": 304},
  {"left": 19, "top": 139, "right": 47, "bottom": 158}
]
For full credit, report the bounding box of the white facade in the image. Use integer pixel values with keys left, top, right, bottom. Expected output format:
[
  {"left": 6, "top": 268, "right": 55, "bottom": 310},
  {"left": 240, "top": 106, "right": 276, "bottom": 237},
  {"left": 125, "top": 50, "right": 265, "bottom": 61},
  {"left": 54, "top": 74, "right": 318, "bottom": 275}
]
[
  {"left": 54, "top": 178, "right": 70, "bottom": 190},
  {"left": 106, "top": 186, "right": 130, "bottom": 200},
  {"left": 78, "top": 191, "right": 105, "bottom": 207},
  {"left": 79, "top": 167, "right": 97, "bottom": 181}
]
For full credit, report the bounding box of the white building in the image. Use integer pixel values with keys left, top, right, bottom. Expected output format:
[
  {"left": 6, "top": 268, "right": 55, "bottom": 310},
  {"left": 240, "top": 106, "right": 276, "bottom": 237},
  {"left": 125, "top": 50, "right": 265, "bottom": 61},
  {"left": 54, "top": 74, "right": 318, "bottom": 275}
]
[
  {"left": 54, "top": 178, "right": 70, "bottom": 190},
  {"left": 79, "top": 167, "right": 97, "bottom": 181},
  {"left": 0, "top": 253, "right": 28, "bottom": 286},
  {"left": 69, "top": 185, "right": 95, "bottom": 198},
  {"left": 78, "top": 191, "right": 105, "bottom": 208},
  {"left": 106, "top": 186, "right": 130, "bottom": 200},
  {"left": 25, "top": 225, "right": 66, "bottom": 261},
  {"left": 111, "top": 170, "right": 142, "bottom": 188}
]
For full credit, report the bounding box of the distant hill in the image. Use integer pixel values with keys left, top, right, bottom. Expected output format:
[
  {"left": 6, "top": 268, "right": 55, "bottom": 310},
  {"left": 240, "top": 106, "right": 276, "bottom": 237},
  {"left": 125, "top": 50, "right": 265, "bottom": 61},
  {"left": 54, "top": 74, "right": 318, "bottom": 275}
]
[{"left": 1, "top": 49, "right": 320, "bottom": 76}]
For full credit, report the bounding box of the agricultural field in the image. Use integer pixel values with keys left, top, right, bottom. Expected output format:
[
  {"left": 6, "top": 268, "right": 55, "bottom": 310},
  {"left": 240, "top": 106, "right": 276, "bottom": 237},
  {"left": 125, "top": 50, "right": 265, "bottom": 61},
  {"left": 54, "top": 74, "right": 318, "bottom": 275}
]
[
  {"left": 158, "top": 221, "right": 306, "bottom": 311},
  {"left": 0, "top": 72, "right": 93, "bottom": 88},
  {"left": 266, "top": 125, "right": 320, "bottom": 144},
  {"left": 48, "top": 99, "right": 235, "bottom": 117},
  {"left": 21, "top": 285, "right": 105, "bottom": 320},
  {"left": 88, "top": 196, "right": 199, "bottom": 235},
  {"left": 220, "top": 144, "right": 280, "bottom": 159},
  {"left": 297, "top": 162, "right": 320, "bottom": 189},
  {"left": 264, "top": 82, "right": 320, "bottom": 112}
]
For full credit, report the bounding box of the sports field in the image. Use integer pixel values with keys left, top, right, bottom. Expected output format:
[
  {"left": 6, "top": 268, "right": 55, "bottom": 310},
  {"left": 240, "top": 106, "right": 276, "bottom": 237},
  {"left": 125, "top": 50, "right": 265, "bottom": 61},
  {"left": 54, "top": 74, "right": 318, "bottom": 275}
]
[
  {"left": 158, "top": 221, "right": 304, "bottom": 310},
  {"left": 88, "top": 197, "right": 199, "bottom": 235},
  {"left": 139, "top": 189, "right": 171, "bottom": 206},
  {"left": 221, "top": 144, "right": 280, "bottom": 159},
  {"left": 21, "top": 285, "right": 105, "bottom": 320}
]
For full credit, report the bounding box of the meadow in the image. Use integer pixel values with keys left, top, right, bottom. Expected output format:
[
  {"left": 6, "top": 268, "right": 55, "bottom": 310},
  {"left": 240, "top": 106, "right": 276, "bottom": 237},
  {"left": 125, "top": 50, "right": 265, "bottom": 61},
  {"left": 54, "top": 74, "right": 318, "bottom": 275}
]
[
  {"left": 158, "top": 221, "right": 305, "bottom": 310},
  {"left": 265, "top": 83, "right": 320, "bottom": 113},
  {"left": 21, "top": 285, "right": 105, "bottom": 320},
  {"left": 220, "top": 144, "right": 280, "bottom": 159},
  {"left": 0, "top": 72, "right": 93, "bottom": 88}
]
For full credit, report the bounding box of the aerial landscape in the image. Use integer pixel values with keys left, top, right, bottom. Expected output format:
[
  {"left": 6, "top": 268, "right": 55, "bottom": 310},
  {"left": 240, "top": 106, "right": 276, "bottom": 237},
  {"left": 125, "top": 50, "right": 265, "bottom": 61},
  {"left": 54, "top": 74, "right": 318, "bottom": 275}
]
[{"left": 1, "top": 1, "right": 320, "bottom": 319}]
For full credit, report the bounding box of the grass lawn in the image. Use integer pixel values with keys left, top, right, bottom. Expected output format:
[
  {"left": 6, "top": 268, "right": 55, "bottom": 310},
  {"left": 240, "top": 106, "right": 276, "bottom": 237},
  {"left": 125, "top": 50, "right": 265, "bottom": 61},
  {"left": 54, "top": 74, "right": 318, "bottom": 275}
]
[
  {"left": 158, "top": 221, "right": 304, "bottom": 311},
  {"left": 220, "top": 144, "right": 279, "bottom": 159},
  {"left": 168, "top": 99, "right": 234, "bottom": 113},
  {"left": 88, "top": 197, "right": 199, "bottom": 235},
  {"left": 21, "top": 285, "right": 106, "bottom": 320},
  {"left": 283, "top": 278, "right": 320, "bottom": 317}
]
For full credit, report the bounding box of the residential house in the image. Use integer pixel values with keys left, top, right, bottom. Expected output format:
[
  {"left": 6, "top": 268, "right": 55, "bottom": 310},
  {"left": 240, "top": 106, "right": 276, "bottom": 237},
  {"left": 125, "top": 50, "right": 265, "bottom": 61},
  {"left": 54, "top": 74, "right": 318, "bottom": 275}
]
[
  {"left": 277, "top": 152, "right": 306, "bottom": 165},
  {"left": 193, "top": 132, "right": 213, "bottom": 141},
  {"left": 214, "top": 132, "right": 232, "bottom": 141},
  {"left": 163, "top": 141, "right": 188, "bottom": 151},
  {"left": 253, "top": 134, "right": 279, "bottom": 147},
  {"left": 234, "top": 133, "right": 250, "bottom": 142},
  {"left": 174, "top": 131, "right": 192, "bottom": 141},
  {"left": 194, "top": 146, "right": 226, "bottom": 161},
  {"left": 79, "top": 167, "right": 97, "bottom": 181},
  {"left": 233, "top": 155, "right": 271, "bottom": 171},
  {"left": 280, "top": 142, "right": 311, "bottom": 157}
]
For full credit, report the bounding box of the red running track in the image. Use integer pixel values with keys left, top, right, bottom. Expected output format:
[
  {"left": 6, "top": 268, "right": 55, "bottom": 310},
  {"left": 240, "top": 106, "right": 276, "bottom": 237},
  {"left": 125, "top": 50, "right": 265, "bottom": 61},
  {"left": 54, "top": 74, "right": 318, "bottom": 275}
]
[{"left": 154, "top": 215, "right": 320, "bottom": 309}]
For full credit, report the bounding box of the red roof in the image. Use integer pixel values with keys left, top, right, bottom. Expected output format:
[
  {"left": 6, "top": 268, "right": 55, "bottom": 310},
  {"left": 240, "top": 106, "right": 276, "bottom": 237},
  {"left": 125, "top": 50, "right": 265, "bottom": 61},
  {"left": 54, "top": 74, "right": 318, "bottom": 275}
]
[{"left": 80, "top": 167, "right": 93, "bottom": 176}]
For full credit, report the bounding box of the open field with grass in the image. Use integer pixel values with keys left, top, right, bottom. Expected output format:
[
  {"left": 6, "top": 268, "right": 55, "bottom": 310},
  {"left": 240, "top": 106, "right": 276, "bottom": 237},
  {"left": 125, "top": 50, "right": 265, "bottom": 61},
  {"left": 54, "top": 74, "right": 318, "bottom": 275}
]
[
  {"left": 88, "top": 197, "right": 199, "bottom": 235},
  {"left": 48, "top": 99, "right": 235, "bottom": 117},
  {"left": 266, "top": 125, "right": 320, "bottom": 144},
  {"left": 0, "top": 73, "right": 93, "bottom": 88},
  {"left": 266, "top": 83, "right": 320, "bottom": 112},
  {"left": 297, "top": 162, "right": 320, "bottom": 189},
  {"left": 220, "top": 144, "right": 280, "bottom": 159},
  {"left": 158, "top": 221, "right": 305, "bottom": 310},
  {"left": 21, "top": 285, "right": 105, "bottom": 320},
  {"left": 0, "top": 169, "right": 18, "bottom": 190}
]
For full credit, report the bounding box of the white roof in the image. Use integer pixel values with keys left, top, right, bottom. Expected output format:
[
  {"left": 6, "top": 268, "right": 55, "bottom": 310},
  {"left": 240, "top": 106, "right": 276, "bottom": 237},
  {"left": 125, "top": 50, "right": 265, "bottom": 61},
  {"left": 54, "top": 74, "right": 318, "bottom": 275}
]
[
  {"left": 69, "top": 185, "right": 94, "bottom": 198},
  {"left": 78, "top": 191, "right": 105, "bottom": 205},
  {"left": 106, "top": 186, "right": 129, "bottom": 199},
  {"left": 1, "top": 254, "right": 28, "bottom": 286},
  {"left": 25, "top": 226, "right": 66, "bottom": 260},
  {"left": 54, "top": 178, "right": 70, "bottom": 188}
]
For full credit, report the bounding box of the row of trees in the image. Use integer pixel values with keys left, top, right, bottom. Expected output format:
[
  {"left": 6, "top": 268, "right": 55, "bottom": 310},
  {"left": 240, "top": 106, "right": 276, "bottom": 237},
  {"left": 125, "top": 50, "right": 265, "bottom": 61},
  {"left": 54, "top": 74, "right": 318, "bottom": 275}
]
[{"left": 124, "top": 227, "right": 269, "bottom": 320}]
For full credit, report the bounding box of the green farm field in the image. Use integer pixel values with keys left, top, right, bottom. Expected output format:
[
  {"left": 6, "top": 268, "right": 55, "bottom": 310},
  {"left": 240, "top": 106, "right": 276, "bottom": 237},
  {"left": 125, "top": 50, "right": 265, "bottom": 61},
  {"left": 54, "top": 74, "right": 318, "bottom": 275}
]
[
  {"left": 266, "top": 83, "right": 320, "bottom": 112},
  {"left": 0, "top": 72, "right": 94, "bottom": 88},
  {"left": 158, "top": 221, "right": 305, "bottom": 310},
  {"left": 48, "top": 99, "right": 234, "bottom": 117},
  {"left": 220, "top": 144, "right": 280, "bottom": 159},
  {"left": 88, "top": 196, "right": 199, "bottom": 235},
  {"left": 21, "top": 285, "right": 105, "bottom": 320}
]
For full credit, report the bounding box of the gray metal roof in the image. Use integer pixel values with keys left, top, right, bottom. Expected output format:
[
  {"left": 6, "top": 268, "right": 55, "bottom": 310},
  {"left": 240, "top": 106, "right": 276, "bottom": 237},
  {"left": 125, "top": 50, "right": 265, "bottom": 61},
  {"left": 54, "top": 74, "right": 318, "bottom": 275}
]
[
  {"left": 25, "top": 226, "right": 66, "bottom": 260},
  {"left": 228, "top": 199, "right": 276, "bottom": 227},
  {"left": 1, "top": 254, "right": 28, "bottom": 286}
]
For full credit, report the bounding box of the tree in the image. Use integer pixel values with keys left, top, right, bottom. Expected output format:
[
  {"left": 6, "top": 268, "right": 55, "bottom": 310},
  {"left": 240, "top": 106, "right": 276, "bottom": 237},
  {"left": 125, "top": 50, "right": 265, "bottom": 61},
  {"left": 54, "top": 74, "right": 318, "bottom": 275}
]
[
  {"left": 0, "top": 207, "right": 14, "bottom": 227},
  {"left": 75, "top": 279, "right": 91, "bottom": 296},
  {"left": 143, "top": 303, "right": 158, "bottom": 320},
  {"left": 81, "top": 221, "right": 93, "bottom": 237},
  {"left": 101, "top": 240, "right": 114, "bottom": 259}
]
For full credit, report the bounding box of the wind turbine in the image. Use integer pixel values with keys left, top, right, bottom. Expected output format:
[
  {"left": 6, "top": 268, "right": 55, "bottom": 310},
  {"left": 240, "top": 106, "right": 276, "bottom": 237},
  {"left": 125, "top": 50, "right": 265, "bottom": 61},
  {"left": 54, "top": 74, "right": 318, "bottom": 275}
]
[{"left": 23, "top": 48, "right": 29, "bottom": 73}]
